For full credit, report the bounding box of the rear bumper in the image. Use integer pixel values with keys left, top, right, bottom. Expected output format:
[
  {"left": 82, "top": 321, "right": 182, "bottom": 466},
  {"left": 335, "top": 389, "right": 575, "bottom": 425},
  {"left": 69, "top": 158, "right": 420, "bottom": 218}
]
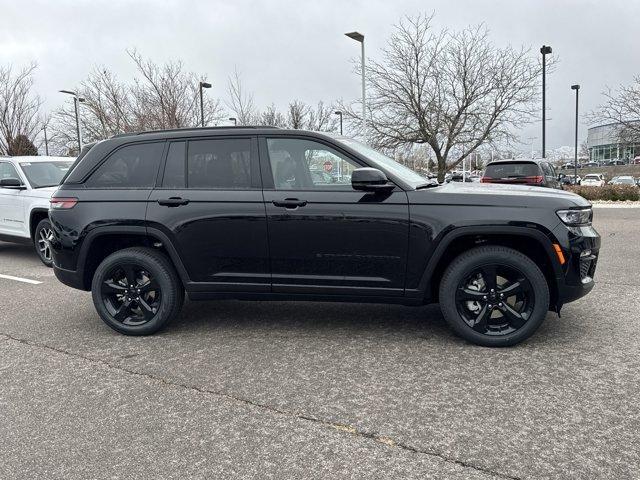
[{"left": 53, "top": 264, "right": 88, "bottom": 291}]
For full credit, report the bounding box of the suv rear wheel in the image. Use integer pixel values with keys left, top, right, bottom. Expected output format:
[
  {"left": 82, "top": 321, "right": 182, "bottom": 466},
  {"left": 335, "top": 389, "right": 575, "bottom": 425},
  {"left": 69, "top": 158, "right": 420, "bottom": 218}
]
[
  {"left": 439, "top": 246, "right": 550, "bottom": 347},
  {"left": 34, "top": 218, "right": 54, "bottom": 267},
  {"left": 91, "top": 247, "right": 184, "bottom": 335}
]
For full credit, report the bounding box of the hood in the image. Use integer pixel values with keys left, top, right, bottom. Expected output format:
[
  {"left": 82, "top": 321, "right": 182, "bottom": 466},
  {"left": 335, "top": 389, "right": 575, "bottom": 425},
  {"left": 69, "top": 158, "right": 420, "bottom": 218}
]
[
  {"left": 411, "top": 182, "right": 591, "bottom": 209},
  {"left": 25, "top": 186, "right": 58, "bottom": 198}
]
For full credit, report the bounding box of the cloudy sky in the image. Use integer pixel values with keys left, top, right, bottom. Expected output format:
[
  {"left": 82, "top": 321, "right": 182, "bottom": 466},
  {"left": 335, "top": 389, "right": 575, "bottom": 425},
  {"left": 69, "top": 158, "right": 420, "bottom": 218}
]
[{"left": 1, "top": 0, "right": 638, "bottom": 151}]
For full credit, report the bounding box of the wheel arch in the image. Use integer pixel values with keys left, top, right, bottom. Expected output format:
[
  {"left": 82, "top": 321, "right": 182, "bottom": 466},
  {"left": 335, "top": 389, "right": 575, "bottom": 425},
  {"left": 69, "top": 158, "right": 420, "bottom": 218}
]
[
  {"left": 29, "top": 208, "right": 50, "bottom": 240},
  {"left": 76, "top": 226, "right": 190, "bottom": 290},
  {"left": 419, "top": 226, "right": 562, "bottom": 308}
]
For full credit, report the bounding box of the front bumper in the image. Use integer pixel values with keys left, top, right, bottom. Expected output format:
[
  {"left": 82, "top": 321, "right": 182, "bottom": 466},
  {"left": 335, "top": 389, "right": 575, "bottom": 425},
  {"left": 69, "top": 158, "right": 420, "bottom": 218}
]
[{"left": 550, "top": 222, "right": 601, "bottom": 307}]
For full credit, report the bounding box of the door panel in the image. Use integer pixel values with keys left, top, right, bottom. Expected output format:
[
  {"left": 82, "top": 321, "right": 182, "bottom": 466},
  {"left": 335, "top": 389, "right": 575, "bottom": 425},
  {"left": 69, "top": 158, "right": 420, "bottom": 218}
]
[
  {"left": 0, "top": 162, "right": 27, "bottom": 235},
  {"left": 260, "top": 136, "right": 409, "bottom": 296},
  {"left": 263, "top": 190, "right": 409, "bottom": 294},
  {"left": 147, "top": 137, "right": 269, "bottom": 291}
]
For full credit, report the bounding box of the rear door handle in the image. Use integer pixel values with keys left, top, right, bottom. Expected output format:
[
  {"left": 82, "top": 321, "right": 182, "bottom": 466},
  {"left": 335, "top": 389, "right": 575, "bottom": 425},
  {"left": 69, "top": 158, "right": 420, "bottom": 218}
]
[
  {"left": 158, "top": 197, "right": 189, "bottom": 207},
  {"left": 272, "top": 198, "right": 307, "bottom": 209}
]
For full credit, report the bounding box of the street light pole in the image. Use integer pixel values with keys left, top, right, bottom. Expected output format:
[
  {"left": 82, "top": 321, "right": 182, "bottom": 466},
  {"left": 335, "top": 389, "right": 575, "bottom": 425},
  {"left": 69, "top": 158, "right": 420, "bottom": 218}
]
[
  {"left": 345, "top": 32, "right": 366, "bottom": 133},
  {"left": 42, "top": 125, "right": 49, "bottom": 156},
  {"left": 229, "top": 117, "right": 237, "bottom": 126},
  {"left": 60, "top": 90, "right": 84, "bottom": 152},
  {"left": 334, "top": 110, "right": 343, "bottom": 135},
  {"left": 540, "top": 45, "right": 552, "bottom": 158},
  {"left": 199, "top": 81, "right": 212, "bottom": 127},
  {"left": 571, "top": 84, "right": 580, "bottom": 182}
]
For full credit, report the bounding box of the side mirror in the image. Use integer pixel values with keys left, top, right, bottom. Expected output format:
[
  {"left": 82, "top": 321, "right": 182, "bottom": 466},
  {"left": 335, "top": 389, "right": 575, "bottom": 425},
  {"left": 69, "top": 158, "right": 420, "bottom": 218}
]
[
  {"left": 351, "top": 168, "right": 394, "bottom": 193},
  {"left": 0, "top": 177, "right": 25, "bottom": 189}
]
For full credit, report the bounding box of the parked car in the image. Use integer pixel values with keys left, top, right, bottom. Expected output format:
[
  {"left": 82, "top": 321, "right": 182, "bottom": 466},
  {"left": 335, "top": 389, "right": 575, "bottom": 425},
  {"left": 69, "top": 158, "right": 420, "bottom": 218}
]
[
  {"left": 560, "top": 174, "right": 581, "bottom": 186},
  {"left": 481, "top": 159, "right": 562, "bottom": 189},
  {"left": 632, "top": 156, "right": 640, "bottom": 165},
  {"left": 581, "top": 174, "right": 606, "bottom": 187},
  {"left": 582, "top": 161, "right": 600, "bottom": 168},
  {"left": 609, "top": 176, "right": 638, "bottom": 186},
  {"left": 49, "top": 127, "right": 600, "bottom": 347},
  {"left": 605, "top": 159, "right": 626, "bottom": 166},
  {"left": 0, "top": 156, "right": 75, "bottom": 266}
]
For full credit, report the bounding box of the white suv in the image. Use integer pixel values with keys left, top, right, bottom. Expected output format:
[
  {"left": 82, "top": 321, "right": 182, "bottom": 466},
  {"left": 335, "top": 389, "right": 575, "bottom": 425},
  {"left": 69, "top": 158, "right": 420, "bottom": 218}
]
[
  {"left": 0, "top": 156, "right": 75, "bottom": 266},
  {"left": 581, "top": 173, "right": 605, "bottom": 187}
]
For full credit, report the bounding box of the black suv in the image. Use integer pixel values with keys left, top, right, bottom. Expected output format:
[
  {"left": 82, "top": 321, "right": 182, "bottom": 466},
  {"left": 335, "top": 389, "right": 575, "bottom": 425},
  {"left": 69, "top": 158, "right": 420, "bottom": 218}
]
[
  {"left": 49, "top": 127, "right": 600, "bottom": 347},
  {"left": 481, "top": 159, "right": 562, "bottom": 189}
]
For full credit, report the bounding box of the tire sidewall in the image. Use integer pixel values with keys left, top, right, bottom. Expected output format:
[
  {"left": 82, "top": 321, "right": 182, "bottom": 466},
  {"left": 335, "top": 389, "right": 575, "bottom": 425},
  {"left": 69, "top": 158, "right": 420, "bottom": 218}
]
[
  {"left": 91, "top": 249, "right": 180, "bottom": 335},
  {"left": 439, "top": 247, "right": 550, "bottom": 347},
  {"left": 34, "top": 218, "right": 53, "bottom": 267}
]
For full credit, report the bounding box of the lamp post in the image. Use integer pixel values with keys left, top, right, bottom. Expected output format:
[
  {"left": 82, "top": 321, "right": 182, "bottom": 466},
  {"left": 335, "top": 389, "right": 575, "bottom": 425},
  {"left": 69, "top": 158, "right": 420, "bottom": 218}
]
[
  {"left": 540, "top": 45, "right": 552, "bottom": 158},
  {"left": 345, "top": 31, "right": 366, "bottom": 133},
  {"left": 334, "top": 110, "right": 343, "bottom": 135},
  {"left": 229, "top": 117, "right": 237, "bottom": 126},
  {"left": 571, "top": 84, "right": 580, "bottom": 182},
  {"left": 42, "top": 124, "right": 49, "bottom": 156},
  {"left": 199, "top": 81, "right": 212, "bottom": 127},
  {"left": 59, "top": 90, "right": 85, "bottom": 152}
]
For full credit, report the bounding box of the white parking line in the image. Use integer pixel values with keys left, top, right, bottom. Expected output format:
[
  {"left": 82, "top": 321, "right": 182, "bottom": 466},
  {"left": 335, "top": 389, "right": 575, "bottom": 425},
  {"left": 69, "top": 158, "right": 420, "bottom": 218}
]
[{"left": 0, "top": 274, "right": 42, "bottom": 285}]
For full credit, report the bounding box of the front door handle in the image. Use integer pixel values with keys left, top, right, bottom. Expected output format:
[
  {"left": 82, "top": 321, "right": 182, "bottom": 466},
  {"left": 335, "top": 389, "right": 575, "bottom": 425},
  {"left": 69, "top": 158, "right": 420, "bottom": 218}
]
[
  {"left": 272, "top": 198, "right": 307, "bottom": 209},
  {"left": 158, "top": 197, "right": 190, "bottom": 207}
]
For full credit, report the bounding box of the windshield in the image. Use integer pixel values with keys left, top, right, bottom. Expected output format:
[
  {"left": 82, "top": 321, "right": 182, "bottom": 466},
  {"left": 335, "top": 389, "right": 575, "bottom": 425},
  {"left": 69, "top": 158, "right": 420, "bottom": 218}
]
[
  {"left": 615, "top": 177, "right": 635, "bottom": 185},
  {"left": 584, "top": 175, "right": 600, "bottom": 180},
  {"left": 335, "top": 137, "right": 427, "bottom": 187},
  {"left": 19, "top": 161, "right": 74, "bottom": 188}
]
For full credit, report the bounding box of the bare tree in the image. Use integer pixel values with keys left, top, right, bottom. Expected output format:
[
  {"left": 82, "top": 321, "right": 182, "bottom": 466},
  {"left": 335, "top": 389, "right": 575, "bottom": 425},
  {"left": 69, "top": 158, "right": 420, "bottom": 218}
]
[
  {"left": 226, "top": 68, "right": 258, "bottom": 125},
  {"left": 590, "top": 76, "right": 640, "bottom": 143},
  {"left": 260, "top": 104, "right": 287, "bottom": 127},
  {"left": 0, "top": 63, "right": 43, "bottom": 155},
  {"left": 51, "top": 51, "right": 223, "bottom": 154},
  {"left": 343, "top": 14, "right": 544, "bottom": 181}
]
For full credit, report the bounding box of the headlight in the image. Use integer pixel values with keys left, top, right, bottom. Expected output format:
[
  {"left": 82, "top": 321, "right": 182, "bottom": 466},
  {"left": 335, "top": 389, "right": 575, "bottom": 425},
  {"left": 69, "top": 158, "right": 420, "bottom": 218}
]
[{"left": 556, "top": 208, "right": 592, "bottom": 226}]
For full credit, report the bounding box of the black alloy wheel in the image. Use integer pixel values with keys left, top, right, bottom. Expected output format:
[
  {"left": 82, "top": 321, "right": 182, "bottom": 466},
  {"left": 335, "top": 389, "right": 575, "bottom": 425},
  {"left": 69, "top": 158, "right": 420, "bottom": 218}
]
[
  {"left": 100, "top": 263, "right": 162, "bottom": 326},
  {"left": 455, "top": 264, "right": 534, "bottom": 336},
  {"left": 439, "top": 246, "right": 550, "bottom": 347}
]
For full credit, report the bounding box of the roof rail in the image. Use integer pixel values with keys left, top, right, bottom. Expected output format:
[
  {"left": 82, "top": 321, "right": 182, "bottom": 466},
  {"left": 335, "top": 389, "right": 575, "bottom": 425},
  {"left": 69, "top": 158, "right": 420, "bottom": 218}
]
[{"left": 111, "top": 125, "right": 280, "bottom": 139}]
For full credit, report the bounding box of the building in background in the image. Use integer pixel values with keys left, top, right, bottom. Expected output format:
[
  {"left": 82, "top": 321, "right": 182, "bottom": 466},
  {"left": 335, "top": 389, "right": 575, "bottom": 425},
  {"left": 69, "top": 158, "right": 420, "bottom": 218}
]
[{"left": 587, "top": 121, "right": 640, "bottom": 162}]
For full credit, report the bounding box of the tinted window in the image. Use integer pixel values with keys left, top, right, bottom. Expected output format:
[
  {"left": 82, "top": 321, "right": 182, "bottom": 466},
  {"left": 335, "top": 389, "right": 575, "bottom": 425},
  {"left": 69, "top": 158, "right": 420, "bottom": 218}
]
[
  {"left": 0, "top": 162, "right": 21, "bottom": 182},
  {"left": 86, "top": 142, "right": 164, "bottom": 188},
  {"left": 266, "top": 138, "right": 360, "bottom": 190},
  {"left": 484, "top": 162, "right": 540, "bottom": 179},
  {"left": 19, "top": 161, "right": 73, "bottom": 188},
  {"left": 187, "top": 138, "right": 253, "bottom": 189},
  {"left": 162, "top": 142, "right": 186, "bottom": 188}
]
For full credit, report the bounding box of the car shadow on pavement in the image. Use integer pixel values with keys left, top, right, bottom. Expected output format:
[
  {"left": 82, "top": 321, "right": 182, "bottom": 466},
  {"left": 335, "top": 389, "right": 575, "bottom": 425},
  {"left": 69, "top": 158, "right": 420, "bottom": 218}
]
[{"left": 0, "top": 242, "right": 38, "bottom": 264}]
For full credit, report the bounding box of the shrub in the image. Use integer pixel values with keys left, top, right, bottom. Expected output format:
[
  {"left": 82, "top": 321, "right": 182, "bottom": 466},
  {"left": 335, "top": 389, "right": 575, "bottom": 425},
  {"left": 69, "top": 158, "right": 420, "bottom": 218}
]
[{"left": 566, "top": 185, "right": 640, "bottom": 201}]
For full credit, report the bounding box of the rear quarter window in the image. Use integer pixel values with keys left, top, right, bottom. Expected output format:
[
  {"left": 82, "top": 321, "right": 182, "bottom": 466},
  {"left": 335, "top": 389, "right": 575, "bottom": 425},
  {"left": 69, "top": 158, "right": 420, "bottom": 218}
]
[
  {"left": 484, "top": 162, "right": 540, "bottom": 178},
  {"left": 85, "top": 142, "right": 164, "bottom": 188}
]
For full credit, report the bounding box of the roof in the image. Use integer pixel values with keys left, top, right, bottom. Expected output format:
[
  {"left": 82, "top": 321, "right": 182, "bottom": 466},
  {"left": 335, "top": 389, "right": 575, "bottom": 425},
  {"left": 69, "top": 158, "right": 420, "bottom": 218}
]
[
  {"left": 111, "top": 125, "right": 281, "bottom": 139},
  {"left": 2, "top": 155, "right": 74, "bottom": 163}
]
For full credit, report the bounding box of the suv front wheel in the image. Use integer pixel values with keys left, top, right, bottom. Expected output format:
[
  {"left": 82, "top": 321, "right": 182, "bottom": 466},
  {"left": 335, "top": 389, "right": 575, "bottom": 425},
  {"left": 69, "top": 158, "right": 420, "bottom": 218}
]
[
  {"left": 91, "top": 247, "right": 184, "bottom": 335},
  {"left": 439, "top": 246, "right": 550, "bottom": 347}
]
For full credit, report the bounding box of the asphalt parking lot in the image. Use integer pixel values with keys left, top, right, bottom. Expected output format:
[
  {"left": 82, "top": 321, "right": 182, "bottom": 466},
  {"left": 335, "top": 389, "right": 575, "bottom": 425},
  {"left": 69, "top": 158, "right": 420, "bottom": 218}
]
[{"left": 0, "top": 207, "right": 639, "bottom": 479}]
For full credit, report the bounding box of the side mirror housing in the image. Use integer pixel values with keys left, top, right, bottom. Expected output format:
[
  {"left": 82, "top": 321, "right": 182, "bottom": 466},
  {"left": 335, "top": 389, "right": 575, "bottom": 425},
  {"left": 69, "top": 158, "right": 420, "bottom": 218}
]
[
  {"left": 0, "top": 177, "right": 25, "bottom": 189},
  {"left": 351, "top": 168, "right": 394, "bottom": 193}
]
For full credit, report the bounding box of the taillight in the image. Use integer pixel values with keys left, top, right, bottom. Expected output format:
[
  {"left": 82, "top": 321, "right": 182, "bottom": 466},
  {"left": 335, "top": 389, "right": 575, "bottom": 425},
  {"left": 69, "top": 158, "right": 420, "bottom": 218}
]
[
  {"left": 50, "top": 197, "right": 78, "bottom": 209},
  {"left": 530, "top": 175, "right": 544, "bottom": 183},
  {"left": 480, "top": 177, "right": 493, "bottom": 183}
]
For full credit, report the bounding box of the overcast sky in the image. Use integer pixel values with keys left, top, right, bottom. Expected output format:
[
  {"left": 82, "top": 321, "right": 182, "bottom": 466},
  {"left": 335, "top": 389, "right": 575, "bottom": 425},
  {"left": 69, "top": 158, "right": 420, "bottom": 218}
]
[{"left": 1, "top": 0, "right": 639, "bottom": 151}]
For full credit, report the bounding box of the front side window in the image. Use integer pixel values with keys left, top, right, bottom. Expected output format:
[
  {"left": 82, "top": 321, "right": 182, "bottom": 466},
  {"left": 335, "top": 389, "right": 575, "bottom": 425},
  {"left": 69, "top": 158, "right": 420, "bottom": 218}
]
[
  {"left": 86, "top": 142, "right": 164, "bottom": 188},
  {"left": 266, "top": 138, "right": 360, "bottom": 190},
  {"left": 19, "top": 161, "right": 73, "bottom": 188},
  {"left": 0, "top": 162, "right": 21, "bottom": 182},
  {"left": 187, "top": 138, "right": 253, "bottom": 189}
]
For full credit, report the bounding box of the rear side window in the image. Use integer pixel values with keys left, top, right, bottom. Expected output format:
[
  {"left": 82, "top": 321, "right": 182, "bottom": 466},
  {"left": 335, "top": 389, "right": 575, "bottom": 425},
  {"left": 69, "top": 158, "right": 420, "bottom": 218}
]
[
  {"left": 484, "top": 162, "right": 540, "bottom": 179},
  {"left": 162, "top": 142, "right": 186, "bottom": 188},
  {"left": 187, "top": 138, "right": 253, "bottom": 189},
  {"left": 86, "top": 142, "right": 164, "bottom": 188}
]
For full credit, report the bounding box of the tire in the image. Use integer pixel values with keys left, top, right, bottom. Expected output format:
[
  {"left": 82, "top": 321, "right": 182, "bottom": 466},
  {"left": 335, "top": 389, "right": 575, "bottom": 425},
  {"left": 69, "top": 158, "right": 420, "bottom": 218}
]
[
  {"left": 91, "top": 247, "right": 184, "bottom": 335},
  {"left": 34, "top": 218, "right": 54, "bottom": 267},
  {"left": 439, "top": 246, "right": 550, "bottom": 347}
]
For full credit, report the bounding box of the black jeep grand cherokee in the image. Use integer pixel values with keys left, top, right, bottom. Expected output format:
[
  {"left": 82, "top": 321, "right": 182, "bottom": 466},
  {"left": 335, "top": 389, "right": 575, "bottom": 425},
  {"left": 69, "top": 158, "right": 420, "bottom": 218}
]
[{"left": 49, "top": 127, "right": 600, "bottom": 347}]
